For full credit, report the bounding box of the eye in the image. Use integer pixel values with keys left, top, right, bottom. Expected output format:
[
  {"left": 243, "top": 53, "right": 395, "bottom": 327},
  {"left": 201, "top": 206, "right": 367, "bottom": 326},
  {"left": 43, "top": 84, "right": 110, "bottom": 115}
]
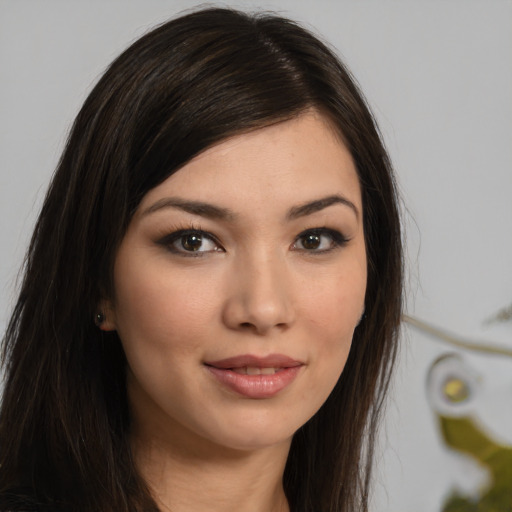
[
  {"left": 292, "top": 228, "right": 348, "bottom": 252},
  {"left": 158, "top": 229, "right": 223, "bottom": 255}
]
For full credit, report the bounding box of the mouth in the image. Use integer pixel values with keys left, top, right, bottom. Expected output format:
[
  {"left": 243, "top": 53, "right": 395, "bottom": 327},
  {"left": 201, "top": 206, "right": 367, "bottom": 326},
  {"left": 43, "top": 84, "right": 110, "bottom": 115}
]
[
  {"left": 204, "top": 354, "right": 304, "bottom": 399},
  {"left": 205, "top": 353, "right": 303, "bottom": 370},
  {"left": 230, "top": 366, "right": 281, "bottom": 375}
]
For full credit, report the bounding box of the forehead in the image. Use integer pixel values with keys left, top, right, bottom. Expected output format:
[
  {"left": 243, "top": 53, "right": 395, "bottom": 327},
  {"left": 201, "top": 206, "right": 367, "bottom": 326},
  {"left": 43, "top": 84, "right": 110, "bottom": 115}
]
[{"left": 138, "top": 111, "right": 361, "bottom": 216}]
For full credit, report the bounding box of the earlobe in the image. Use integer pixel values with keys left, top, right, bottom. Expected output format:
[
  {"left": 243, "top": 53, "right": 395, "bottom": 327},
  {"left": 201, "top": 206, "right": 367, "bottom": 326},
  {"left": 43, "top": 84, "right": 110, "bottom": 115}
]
[{"left": 95, "top": 299, "right": 117, "bottom": 331}]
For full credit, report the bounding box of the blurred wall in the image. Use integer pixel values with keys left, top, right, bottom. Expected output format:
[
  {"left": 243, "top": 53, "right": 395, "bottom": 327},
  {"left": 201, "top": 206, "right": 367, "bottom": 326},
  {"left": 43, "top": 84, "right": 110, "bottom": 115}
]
[{"left": 1, "top": 1, "right": 511, "bottom": 510}]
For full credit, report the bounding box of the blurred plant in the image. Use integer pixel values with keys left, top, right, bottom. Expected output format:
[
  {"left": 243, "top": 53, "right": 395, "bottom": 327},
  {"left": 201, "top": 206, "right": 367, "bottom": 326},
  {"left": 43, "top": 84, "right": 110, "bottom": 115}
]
[
  {"left": 485, "top": 303, "right": 512, "bottom": 325},
  {"left": 415, "top": 315, "right": 512, "bottom": 512},
  {"left": 440, "top": 415, "right": 512, "bottom": 512},
  {"left": 403, "top": 315, "right": 512, "bottom": 358}
]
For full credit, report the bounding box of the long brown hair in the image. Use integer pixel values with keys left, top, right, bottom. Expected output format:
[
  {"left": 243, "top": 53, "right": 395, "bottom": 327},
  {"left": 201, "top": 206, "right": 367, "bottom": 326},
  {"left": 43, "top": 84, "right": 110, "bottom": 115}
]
[{"left": 0, "top": 8, "right": 402, "bottom": 512}]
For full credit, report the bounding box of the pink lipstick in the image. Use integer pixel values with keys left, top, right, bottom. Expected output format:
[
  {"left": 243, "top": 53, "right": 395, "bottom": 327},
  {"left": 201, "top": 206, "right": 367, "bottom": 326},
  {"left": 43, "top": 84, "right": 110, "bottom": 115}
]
[{"left": 204, "top": 354, "right": 303, "bottom": 399}]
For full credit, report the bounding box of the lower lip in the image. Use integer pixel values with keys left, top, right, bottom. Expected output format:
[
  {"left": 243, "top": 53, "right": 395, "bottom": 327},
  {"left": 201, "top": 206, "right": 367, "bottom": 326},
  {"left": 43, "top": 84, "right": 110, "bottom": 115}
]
[{"left": 206, "top": 366, "right": 303, "bottom": 399}]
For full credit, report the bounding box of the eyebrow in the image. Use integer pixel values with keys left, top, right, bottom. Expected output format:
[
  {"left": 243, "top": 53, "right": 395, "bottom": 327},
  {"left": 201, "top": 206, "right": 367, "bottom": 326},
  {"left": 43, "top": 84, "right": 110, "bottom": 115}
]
[
  {"left": 141, "top": 197, "right": 237, "bottom": 220},
  {"left": 287, "top": 195, "right": 359, "bottom": 220},
  {"left": 142, "top": 194, "right": 359, "bottom": 221}
]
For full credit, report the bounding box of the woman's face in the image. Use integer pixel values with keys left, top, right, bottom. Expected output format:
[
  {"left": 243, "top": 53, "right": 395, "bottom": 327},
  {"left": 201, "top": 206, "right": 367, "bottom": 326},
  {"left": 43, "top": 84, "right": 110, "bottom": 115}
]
[{"left": 106, "top": 111, "right": 367, "bottom": 454}]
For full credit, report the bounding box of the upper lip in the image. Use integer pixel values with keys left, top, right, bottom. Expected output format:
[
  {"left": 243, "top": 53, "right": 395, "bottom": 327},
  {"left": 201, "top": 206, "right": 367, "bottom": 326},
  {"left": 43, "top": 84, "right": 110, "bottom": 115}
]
[{"left": 204, "top": 354, "right": 303, "bottom": 369}]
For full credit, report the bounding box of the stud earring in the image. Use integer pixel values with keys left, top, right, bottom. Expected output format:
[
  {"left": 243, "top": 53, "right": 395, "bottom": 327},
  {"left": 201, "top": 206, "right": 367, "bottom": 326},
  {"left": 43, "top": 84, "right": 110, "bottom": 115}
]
[{"left": 95, "top": 312, "right": 105, "bottom": 326}]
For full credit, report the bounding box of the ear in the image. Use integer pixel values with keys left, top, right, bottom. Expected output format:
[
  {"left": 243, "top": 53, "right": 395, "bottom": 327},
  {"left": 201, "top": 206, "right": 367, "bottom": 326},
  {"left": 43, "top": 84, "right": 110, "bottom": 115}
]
[{"left": 95, "top": 298, "right": 117, "bottom": 331}]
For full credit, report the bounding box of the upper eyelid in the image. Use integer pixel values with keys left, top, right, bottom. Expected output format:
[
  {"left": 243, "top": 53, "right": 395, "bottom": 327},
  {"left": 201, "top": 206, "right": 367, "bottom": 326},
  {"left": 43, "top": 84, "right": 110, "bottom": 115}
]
[
  {"left": 157, "top": 229, "right": 222, "bottom": 250},
  {"left": 295, "top": 227, "right": 349, "bottom": 239},
  {"left": 292, "top": 227, "right": 350, "bottom": 249},
  {"left": 157, "top": 226, "right": 215, "bottom": 240}
]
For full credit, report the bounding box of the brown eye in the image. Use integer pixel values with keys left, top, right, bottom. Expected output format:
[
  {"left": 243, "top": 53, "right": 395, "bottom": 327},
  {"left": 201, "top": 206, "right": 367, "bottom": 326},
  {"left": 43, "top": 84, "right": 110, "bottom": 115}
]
[
  {"left": 301, "top": 233, "right": 321, "bottom": 250},
  {"left": 181, "top": 233, "right": 203, "bottom": 251},
  {"left": 158, "top": 229, "right": 222, "bottom": 255},
  {"left": 292, "top": 229, "right": 349, "bottom": 252}
]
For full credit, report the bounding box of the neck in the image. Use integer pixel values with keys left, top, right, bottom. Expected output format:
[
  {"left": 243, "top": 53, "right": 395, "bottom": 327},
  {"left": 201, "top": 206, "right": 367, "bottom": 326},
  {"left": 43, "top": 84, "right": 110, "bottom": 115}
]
[{"left": 132, "top": 427, "right": 291, "bottom": 512}]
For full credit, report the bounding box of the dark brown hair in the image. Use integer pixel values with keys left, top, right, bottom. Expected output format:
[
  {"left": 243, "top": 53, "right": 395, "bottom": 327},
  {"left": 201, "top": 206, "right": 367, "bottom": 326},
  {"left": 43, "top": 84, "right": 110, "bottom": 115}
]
[{"left": 0, "top": 7, "right": 402, "bottom": 512}]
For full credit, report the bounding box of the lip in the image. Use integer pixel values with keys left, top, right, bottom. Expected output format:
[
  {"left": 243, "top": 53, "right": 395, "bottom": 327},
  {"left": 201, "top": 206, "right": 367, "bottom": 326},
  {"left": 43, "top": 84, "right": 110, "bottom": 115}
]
[{"left": 204, "top": 354, "right": 304, "bottom": 399}]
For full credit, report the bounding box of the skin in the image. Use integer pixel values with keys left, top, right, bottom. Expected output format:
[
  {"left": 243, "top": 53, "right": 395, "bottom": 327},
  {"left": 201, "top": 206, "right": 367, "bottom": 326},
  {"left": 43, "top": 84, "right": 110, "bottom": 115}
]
[{"left": 102, "top": 111, "right": 367, "bottom": 512}]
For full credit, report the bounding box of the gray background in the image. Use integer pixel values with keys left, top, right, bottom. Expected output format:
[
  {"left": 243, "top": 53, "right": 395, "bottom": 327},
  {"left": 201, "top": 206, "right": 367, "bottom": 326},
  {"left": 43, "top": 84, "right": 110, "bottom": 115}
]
[{"left": 1, "top": 1, "right": 511, "bottom": 510}]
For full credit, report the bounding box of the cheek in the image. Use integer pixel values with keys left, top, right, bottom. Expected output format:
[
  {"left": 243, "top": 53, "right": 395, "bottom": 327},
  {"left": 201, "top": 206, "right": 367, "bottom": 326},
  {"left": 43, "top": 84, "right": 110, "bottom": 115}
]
[
  {"left": 111, "top": 259, "right": 222, "bottom": 414},
  {"left": 303, "top": 270, "right": 366, "bottom": 336},
  {"left": 299, "top": 264, "right": 366, "bottom": 384},
  {"left": 112, "top": 255, "right": 221, "bottom": 360}
]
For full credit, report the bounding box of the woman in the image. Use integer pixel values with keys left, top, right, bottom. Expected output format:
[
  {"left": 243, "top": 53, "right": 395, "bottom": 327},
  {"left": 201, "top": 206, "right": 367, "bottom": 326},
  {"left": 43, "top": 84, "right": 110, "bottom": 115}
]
[{"left": 0, "top": 7, "right": 402, "bottom": 512}]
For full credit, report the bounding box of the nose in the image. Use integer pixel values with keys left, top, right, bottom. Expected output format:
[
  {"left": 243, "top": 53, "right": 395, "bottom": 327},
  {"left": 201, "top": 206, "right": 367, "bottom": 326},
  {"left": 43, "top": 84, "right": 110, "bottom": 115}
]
[{"left": 222, "top": 252, "right": 296, "bottom": 335}]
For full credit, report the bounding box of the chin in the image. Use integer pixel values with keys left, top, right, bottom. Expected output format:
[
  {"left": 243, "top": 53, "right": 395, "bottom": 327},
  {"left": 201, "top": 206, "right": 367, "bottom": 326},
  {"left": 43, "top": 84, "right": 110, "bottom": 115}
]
[
  {"left": 198, "top": 408, "right": 313, "bottom": 454},
  {"left": 212, "top": 429, "right": 294, "bottom": 453}
]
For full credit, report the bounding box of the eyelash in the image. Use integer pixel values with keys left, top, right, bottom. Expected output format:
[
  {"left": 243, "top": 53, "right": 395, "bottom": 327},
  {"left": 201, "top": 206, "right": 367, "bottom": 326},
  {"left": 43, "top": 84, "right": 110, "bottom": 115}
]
[
  {"left": 292, "top": 228, "right": 350, "bottom": 253},
  {"left": 156, "top": 225, "right": 349, "bottom": 257},
  {"left": 156, "top": 225, "right": 223, "bottom": 257}
]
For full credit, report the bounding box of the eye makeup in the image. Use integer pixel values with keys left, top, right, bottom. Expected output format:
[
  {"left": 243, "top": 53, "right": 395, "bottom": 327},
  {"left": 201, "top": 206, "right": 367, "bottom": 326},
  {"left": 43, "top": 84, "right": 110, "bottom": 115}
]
[
  {"left": 292, "top": 227, "right": 350, "bottom": 253},
  {"left": 154, "top": 222, "right": 350, "bottom": 259}
]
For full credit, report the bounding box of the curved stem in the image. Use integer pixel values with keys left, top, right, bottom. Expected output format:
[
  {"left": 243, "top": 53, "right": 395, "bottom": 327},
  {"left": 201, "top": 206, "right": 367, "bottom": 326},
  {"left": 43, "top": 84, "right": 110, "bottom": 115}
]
[{"left": 402, "top": 314, "right": 512, "bottom": 358}]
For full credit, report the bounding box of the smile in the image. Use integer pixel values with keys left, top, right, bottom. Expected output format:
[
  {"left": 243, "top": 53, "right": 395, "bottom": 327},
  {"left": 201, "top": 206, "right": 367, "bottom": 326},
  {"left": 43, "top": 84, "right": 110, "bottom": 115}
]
[{"left": 204, "top": 354, "right": 304, "bottom": 399}]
